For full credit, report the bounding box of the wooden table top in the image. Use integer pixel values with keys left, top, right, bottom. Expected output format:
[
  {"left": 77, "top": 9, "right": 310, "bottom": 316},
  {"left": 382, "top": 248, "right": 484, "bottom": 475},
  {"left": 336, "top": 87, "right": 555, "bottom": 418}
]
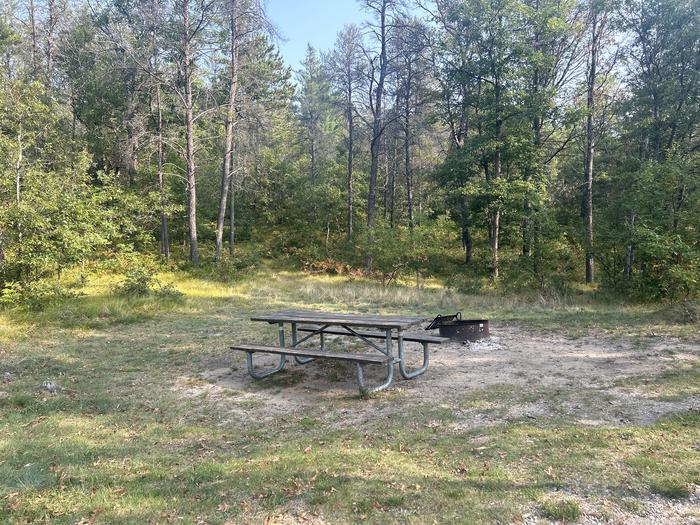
[{"left": 250, "top": 309, "right": 426, "bottom": 330}]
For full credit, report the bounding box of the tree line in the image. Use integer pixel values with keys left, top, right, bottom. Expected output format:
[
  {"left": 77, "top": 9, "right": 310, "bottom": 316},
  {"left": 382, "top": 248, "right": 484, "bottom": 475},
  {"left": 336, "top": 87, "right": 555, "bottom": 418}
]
[{"left": 0, "top": 0, "right": 698, "bottom": 301}]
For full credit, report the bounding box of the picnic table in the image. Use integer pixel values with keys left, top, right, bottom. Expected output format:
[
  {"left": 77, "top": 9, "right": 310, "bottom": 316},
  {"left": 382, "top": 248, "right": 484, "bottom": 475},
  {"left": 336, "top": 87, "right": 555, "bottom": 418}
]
[{"left": 231, "top": 309, "right": 449, "bottom": 394}]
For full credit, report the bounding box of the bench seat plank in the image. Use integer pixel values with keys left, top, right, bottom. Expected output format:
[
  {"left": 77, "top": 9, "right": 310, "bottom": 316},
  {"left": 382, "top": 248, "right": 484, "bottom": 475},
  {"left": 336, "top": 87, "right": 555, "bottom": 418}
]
[
  {"left": 231, "top": 344, "right": 392, "bottom": 364},
  {"left": 297, "top": 325, "right": 449, "bottom": 344},
  {"left": 251, "top": 309, "right": 425, "bottom": 329}
]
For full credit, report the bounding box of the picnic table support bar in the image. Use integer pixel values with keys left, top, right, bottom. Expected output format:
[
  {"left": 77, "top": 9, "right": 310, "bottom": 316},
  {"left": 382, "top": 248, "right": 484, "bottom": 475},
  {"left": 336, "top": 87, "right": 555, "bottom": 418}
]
[
  {"left": 355, "top": 360, "right": 394, "bottom": 394},
  {"left": 356, "top": 331, "right": 395, "bottom": 393},
  {"left": 291, "top": 322, "right": 315, "bottom": 364},
  {"left": 397, "top": 329, "right": 430, "bottom": 379},
  {"left": 340, "top": 325, "right": 388, "bottom": 354},
  {"left": 245, "top": 351, "right": 286, "bottom": 379},
  {"left": 290, "top": 323, "right": 332, "bottom": 347}
]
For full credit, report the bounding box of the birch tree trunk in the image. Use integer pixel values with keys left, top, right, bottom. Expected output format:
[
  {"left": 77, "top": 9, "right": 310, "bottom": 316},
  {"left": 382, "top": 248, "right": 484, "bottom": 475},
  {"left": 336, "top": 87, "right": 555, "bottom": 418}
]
[
  {"left": 15, "top": 123, "right": 23, "bottom": 247},
  {"left": 583, "top": 7, "right": 599, "bottom": 284},
  {"left": 215, "top": 0, "right": 239, "bottom": 262},
  {"left": 156, "top": 82, "right": 169, "bottom": 259},
  {"left": 182, "top": 0, "right": 199, "bottom": 267}
]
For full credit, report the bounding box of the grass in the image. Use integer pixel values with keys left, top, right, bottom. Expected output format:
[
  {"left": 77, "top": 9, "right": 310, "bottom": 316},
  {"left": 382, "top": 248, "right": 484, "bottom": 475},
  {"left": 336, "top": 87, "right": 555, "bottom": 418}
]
[
  {"left": 0, "top": 269, "right": 698, "bottom": 523},
  {"left": 616, "top": 362, "right": 700, "bottom": 401},
  {"left": 540, "top": 496, "right": 582, "bottom": 522}
]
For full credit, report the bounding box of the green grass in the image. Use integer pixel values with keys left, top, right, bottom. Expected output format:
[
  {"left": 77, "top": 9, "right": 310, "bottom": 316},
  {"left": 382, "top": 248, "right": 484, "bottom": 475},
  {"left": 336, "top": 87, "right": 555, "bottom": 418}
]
[
  {"left": 0, "top": 269, "right": 698, "bottom": 524},
  {"left": 649, "top": 478, "right": 692, "bottom": 499},
  {"left": 540, "top": 497, "right": 582, "bottom": 522},
  {"left": 616, "top": 362, "right": 700, "bottom": 400}
]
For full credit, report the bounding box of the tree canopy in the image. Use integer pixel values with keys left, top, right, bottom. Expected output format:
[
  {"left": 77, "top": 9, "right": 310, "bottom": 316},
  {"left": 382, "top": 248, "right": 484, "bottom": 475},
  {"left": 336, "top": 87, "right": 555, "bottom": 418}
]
[{"left": 0, "top": 0, "right": 698, "bottom": 302}]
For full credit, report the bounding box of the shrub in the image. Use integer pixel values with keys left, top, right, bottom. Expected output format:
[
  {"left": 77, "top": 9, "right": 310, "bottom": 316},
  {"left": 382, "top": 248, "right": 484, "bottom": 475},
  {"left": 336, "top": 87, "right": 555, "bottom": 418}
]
[
  {"left": 113, "top": 267, "right": 183, "bottom": 300},
  {"left": 665, "top": 300, "right": 700, "bottom": 324},
  {"left": 0, "top": 280, "right": 78, "bottom": 311}
]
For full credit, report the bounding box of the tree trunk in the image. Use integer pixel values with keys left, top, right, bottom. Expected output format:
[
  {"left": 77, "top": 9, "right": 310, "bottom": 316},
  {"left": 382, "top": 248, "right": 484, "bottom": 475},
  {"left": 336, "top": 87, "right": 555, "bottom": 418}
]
[
  {"left": 523, "top": 113, "right": 541, "bottom": 257},
  {"left": 489, "top": 208, "right": 500, "bottom": 279},
  {"left": 229, "top": 174, "right": 236, "bottom": 257},
  {"left": 533, "top": 216, "right": 542, "bottom": 283},
  {"left": 15, "top": 123, "right": 23, "bottom": 246},
  {"left": 460, "top": 196, "right": 473, "bottom": 264},
  {"left": 126, "top": 91, "right": 138, "bottom": 187},
  {"left": 15, "top": 126, "right": 22, "bottom": 207},
  {"left": 366, "top": 127, "right": 381, "bottom": 270},
  {"left": 365, "top": 0, "right": 389, "bottom": 272},
  {"left": 652, "top": 91, "right": 661, "bottom": 161},
  {"left": 382, "top": 133, "right": 389, "bottom": 221},
  {"left": 27, "top": 0, "right": 38, "bottom": 77},
  {"left": 490, "top": 116, "right": 502, "bottom": 279},
  {"left": 404, "top": 105, "right": 414, "bottom": 231},
  {"left": 583, "top": 9, "right": 598, "bottom": 284},
  {"left": 45, "top": 0, "right": 58, "bottom": 80},
  {"left": 156, "top": 83, "right": 170, "bottom": 259},
  {"left": 624, "top": 216, "right": 636, "bottom": 282},
  {"left": 624, "top": 245, "right": 635, "bottom": 282},
  {"left": 215, "top": 0, "right": 239, "bottom": 262},
  {"left": 390, "top": 131, "right": 398, "bottom": 228},
  {"left": 346, "top": 93, "right": 354, "bottom": 240},
  {"left": 182, "top": 0, "right": 199, "bottom": 267},
  {"left": 310, "top": 137, "right": 317, "bottom": 183}
]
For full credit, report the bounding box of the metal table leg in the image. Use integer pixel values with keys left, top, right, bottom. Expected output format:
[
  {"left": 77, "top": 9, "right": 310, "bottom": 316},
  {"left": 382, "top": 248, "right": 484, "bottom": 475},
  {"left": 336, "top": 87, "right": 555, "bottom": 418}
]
[
  {"left": 245, "top": 321, "right": 287, "bottom": 379},
  {"left": 245, "top": 350, "right": 285, "bottom": 379},
  {"left": 355, "top": 360, "right": 394, "bottom": 394},
  {"left": 292, "top": 322, "right": 314, "bottom": 364},
  {"left": 397, "top": 327, "right": 430, "bottom": 379},
  {"left": 354, "top": 327, "right": 396, "bottom": 393}
]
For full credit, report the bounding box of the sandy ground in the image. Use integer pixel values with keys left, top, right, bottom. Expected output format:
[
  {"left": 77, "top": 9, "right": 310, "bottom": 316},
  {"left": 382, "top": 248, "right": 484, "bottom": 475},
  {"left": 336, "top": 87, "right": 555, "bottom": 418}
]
[
  {"left": 179, "top": 324, "right": 699, "bottom": 428},
  {"left": 176, "top": 324, "right": 700, "bottom": 525}
]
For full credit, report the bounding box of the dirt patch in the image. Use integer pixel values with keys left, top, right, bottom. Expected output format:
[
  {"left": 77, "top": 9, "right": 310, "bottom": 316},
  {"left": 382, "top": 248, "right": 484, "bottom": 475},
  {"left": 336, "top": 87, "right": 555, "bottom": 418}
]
[
  {"left": 176, "top": 324, "right": 700, "bottom": 428},
  {"left": 520, "top": 484, "right": 700, "bottom": 524}
]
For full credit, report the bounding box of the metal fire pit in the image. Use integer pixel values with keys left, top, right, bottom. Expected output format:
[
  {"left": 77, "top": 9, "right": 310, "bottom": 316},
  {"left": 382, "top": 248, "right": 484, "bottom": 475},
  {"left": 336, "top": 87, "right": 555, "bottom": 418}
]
[{"left": 426, "top": 312, "right": 489, "bottom": 343}]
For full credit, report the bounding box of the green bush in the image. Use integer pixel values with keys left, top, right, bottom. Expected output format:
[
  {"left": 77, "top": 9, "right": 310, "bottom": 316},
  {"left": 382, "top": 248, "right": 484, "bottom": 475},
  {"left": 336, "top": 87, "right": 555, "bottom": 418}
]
[
  {"left": 112, "top": 267, "right": 183, "bottom": 300},
  {"left": 0, "top": 280, "right": 78, "bottom": 311}
]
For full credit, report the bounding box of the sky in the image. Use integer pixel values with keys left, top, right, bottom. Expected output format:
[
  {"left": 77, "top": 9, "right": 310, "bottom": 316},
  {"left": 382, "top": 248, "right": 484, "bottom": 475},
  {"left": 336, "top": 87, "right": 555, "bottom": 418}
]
[{"left": 266, "top": 0, "right": 367, "bottom": 72}]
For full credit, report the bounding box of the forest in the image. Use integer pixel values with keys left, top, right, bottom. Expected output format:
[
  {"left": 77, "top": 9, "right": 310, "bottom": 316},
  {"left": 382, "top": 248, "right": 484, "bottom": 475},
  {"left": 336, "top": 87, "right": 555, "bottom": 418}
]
[{"left": 0, "top": 0, "right": 698, "bottom": 304}]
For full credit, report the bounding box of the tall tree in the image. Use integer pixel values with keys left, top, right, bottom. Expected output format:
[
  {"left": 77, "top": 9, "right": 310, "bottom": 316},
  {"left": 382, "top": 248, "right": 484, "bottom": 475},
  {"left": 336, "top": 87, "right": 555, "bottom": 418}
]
[
  {"left": 521, "top": 0, "right": 584, "bottom": 258},
  {"left": 362, "top": 0, "right": 395, "bottom": 271},
  {"left": 427, "top": 0, "right": 479, "bottom": 265},
  {"left": 394, "top": 16, "right": 429, "bottom": 231},
  {"left": 215, "top": 0, "right": 241, "bottom": 262},
  {"left": 582, "top": 0, "right": 614, "bottom": 283},
  {"left": 214, "top": 0, "right": 274, "bottom": 261},
  {"left": 297, "top": 45, "right": 333, "bottom": 184},
  {"left": 328, "top": 24, "right": 364, "bottom": 240}
]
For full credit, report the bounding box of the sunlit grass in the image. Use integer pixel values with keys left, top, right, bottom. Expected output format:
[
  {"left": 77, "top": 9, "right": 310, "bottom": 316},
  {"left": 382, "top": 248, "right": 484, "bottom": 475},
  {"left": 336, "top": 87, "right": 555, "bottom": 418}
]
[{"left": 3, "top": 267, "right": 692, "bottom": 341}]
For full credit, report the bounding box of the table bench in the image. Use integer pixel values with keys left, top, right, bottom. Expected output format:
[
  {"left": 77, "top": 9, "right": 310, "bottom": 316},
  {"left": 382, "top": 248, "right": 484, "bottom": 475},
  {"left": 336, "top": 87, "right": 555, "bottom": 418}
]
[
  {"left": 231, "top": 309, "right": 447, "bottom": 394},
  {"left": 297, "top": 325, "right": 449, "bottom": 344}
]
